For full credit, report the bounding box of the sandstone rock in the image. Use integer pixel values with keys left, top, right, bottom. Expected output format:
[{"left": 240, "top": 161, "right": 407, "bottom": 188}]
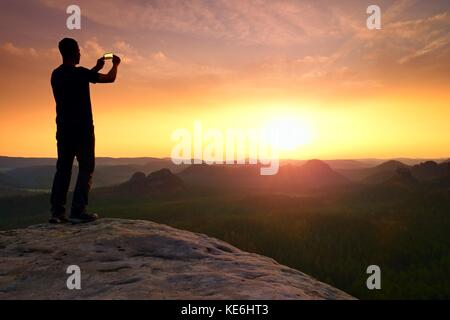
[{"left": 0, "top": 218, "right": 354, "bottom": 299}]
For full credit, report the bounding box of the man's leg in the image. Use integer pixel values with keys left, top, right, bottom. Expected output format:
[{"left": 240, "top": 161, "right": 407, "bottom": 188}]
[
  {"left": 70, "top": 134, "right": 97, "bottom": 222},
  {"left": 50, "top": 139, "right": 75, "bottom": 222}
]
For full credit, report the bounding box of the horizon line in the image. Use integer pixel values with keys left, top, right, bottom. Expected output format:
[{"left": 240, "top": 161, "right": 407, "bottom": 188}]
[{"left": 1, "top": 155, "right": 449, "bottom": 161}]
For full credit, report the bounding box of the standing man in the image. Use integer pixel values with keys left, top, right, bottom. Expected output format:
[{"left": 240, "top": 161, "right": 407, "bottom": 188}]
[{"left": 49, "top": 38, "right": 121, "bottom": 224}]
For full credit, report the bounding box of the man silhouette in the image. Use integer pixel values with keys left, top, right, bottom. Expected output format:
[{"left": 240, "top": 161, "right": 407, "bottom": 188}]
[{"left": 49, "top": 38, "right": 121, "bottom": 224}]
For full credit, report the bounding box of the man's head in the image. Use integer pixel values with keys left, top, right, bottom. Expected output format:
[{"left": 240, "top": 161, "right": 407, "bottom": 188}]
[{"left": 58, "top": 38, "right": 80, "bottom": 65}]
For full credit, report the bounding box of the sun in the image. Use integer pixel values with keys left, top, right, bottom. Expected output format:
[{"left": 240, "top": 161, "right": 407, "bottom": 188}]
[{"left": 262, "top": 116, "right": 314, "bottom": 151}]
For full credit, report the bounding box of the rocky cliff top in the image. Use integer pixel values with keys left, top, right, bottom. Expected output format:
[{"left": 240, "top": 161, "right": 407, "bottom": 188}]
[{"left": 0, "top": 218, "right": 354, "bottom": 299}]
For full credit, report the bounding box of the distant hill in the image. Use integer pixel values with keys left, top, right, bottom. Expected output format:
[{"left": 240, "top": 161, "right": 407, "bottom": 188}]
[
  {"left": 276, "top": 160, "right": 350, "bottom": 189},
  {"left": 179, "top": 160, "right": 350, "bottom": 190},
  {"left": 411, "top": 161, "right": 450, "bottom": 181},
  {"left": 362, "top": 160, "right": 410, "bottom": 184},
  {"left": 1, "top": 161, "right": 189, "bottom": 190},
  {"left": 336, "top": 160, "right": 409, "bottom": 183},
  {"left": 118, "top": 169, "right": 185, "bottom": 194},
  {"left": 179, "top": 163, "right": 261, "bottom": 188},
  {"left": 339, "top": 160, "right": 450, "bottom": 184},
  {"left": 0, "top": 156, "right": 55, "bottom": 170},
  {"left": 0, "top": 156, "right": 161, "bottom": 169},
  {"left": 374, "top": 160, "right": 409, "bottom": 171},
  {"left": 5, "top": 165, "right": 56, "bottom": 189},
  {"left": 323, "top": 159, "right": 372, "bottom": 170},
  {"left": 0, "top": 156, "right": 186, "bottom": 172},
  {"left": 342, "top": 160, "right": 450, "bottom": 185},
  {"left": 382, "top": 167, "right": 419, "bottom": 189},
  {"left": 281, "top": 159, "right": 371, "bottom": 170},
  {"left": 97, "top": 168, "right": 185, "bottom": 197},
  {"left": 2, "top": 156, "right": 449, "bottom": 192}
]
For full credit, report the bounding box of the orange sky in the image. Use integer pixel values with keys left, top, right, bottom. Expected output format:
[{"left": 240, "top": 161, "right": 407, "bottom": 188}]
[{"left": 0, "top": 0, "right": 449, "bottom": 159}]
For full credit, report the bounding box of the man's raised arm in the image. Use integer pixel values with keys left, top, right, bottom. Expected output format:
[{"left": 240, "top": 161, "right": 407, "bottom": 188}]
[
  {"left": 91, "top": 57, "right": 105, "bottom": 73},
  {"left": 97, "top": 55, "right": 121, "bottom": 83}
]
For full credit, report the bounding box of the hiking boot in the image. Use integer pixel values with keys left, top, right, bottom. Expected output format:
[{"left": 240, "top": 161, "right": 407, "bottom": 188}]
[
  {"left": 49, "top": 214, "right": 69, "bottom": 224},
  {"left": 69, "top": 212, "right": 99, "bottom": 224}
]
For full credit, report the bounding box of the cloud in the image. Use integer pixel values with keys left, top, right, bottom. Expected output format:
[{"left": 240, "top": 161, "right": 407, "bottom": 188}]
[
  {"left": 1, "top": 42, "right": 39, "bottom": 58},
  {"left": 388, "top": 12, "right": 450, "bottom": 64},
  {"left": 83, "top": 38, "right": 105, "bottom": 58},
  {"left": 151, "top": 52, "right": 167, "bottom": 62},
  {"left": 5, "top": 0, "right": 448, "bottom": 95},
  {"left": 296, "top": 56, "right": 331, "bottom": 65},
  {"left": 75, "top": 38, "right": 233, "bottom": 85},
  {"left": 383, "top": 0, "right": 419, "bottom": 23},
  {"left": 398, "top": 33, "right": 450, "bottom": 64},
  {"left": 39, "top": 0, "right": 344, "bottom": 46},
  {"left": 354, "top": 10, "right": 450, "bottom": 71},
  {"left": 0, "top": 42, "right": 60, "bottom": 61}
]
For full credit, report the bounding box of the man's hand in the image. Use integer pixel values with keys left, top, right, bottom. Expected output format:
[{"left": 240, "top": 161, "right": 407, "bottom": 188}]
[
  {"left": 97, "top": 56, "right": 120, "bottom": 83},
  {"left": 95, "top": 57, "right": 105, "bottom": 70},
  {"left": 91, "top": 57, "right": 105, "bottom": 73},
  {"left": 112, "top": 55, "right": 121, "bottom": 66}
]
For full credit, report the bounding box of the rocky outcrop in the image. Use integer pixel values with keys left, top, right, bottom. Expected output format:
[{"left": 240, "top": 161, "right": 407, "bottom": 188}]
[{"left": 0, "top": 218, "right": 354, "bottom": 300}]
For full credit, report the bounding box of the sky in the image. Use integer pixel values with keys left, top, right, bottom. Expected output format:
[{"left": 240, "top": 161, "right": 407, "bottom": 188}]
[{"left": 0, "top": 0, "right": 449, "bottom": 159}]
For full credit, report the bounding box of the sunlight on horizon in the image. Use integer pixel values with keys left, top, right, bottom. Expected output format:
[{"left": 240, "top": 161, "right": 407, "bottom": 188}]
[{"left": 262, "top": 116, "right": 314, "bottom": 152}]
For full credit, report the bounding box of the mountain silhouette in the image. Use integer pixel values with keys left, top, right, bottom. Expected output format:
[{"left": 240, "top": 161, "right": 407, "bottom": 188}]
[
  {"left": 374, "top": 160, "right": 409, "bottom": 171},
  {"left": 361, "top": 160, "right": 410, "bottom": 184},
  {"left": 179, "top": 160, "right": 349, "bottom": 190},
  {"left": 337, "top": 160, "right": 409, "bottom": 182},
  {"left": 382, "top": 167, "right": 419, "bottom": 188},
  {"left": 1, "top": 161, "right": 186, "bottom": 190},
  {"left": 0, "top": 156, "right": 184, "bottom": 169},
  {"left": 116, "top": 168, "right": 185, "bottom": 195},
  {"left": 275, "top": 160, "right": 350, "bottom": 189},
  {"left": 411, "top": 161, "right": 450, "bottom": 181}
]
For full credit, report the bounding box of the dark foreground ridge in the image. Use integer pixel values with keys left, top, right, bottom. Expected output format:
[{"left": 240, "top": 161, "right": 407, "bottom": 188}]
[{"left": 0, "top": 218, "right": 354, "bottom": 299}]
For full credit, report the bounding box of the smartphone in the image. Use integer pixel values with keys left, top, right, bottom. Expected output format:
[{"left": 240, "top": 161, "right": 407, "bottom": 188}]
[{"left": 104, "top": 53, "right": 114, "bottom": 60}]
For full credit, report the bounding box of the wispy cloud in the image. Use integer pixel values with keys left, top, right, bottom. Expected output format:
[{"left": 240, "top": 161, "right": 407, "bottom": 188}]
[
  {"left": 1, "top": 42, "right": 39, "bottom": 57},
  {"left": 2, "top": 0, "right": 449, "bottom": 94},
  {"left": 40, "top": 0, "right": 340, "bottom": 45}
]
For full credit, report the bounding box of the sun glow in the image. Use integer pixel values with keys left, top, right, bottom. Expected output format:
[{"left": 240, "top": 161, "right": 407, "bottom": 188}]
[{"left": 262, "top": 116, "right": 314, "bottom": 151}]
